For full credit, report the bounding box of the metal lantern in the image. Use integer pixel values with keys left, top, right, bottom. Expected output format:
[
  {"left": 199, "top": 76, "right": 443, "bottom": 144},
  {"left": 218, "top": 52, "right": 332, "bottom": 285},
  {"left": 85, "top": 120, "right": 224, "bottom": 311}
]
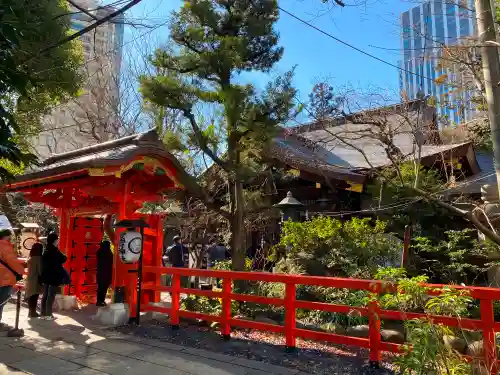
[{"left": 273, "top": 191, "right": 305, "bottom": 223}]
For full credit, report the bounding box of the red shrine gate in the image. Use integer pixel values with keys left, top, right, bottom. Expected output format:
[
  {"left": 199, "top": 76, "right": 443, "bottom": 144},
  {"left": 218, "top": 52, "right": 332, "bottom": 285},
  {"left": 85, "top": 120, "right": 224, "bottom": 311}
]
[{"left": 5, "top": 131, "right": 184, "bottom": 318}]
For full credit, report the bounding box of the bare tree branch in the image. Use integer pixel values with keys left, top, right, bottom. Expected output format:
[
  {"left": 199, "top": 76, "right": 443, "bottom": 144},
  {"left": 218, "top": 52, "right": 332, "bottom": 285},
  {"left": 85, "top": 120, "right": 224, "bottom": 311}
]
[{"left": 32, "top": 0, "right": 144, "bottom": 60}]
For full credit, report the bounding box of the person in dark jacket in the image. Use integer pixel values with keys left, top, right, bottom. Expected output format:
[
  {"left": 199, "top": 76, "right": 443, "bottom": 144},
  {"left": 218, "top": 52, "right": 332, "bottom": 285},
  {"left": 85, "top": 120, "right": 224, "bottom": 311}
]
[
  {"left": 165, "top": 235, "right": 187, "bottom": 267},
  {"left": 207, "top": 241, "right": 227, "bottom": 267},
  {"left": 96, "top": 240, "right": 113, "bottom": 306},
  {"left": 40, "top": 233, "right": 67, "bottom": 320},
  {"left": 164, "top": 235, "right": 188, "bottom": 287}
]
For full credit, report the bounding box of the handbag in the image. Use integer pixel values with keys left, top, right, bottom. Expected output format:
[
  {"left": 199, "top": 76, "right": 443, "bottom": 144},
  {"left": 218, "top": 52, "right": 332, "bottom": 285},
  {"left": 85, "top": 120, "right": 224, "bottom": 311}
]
[
  {"left": 0, "top": 258, "right": 23, "bottom": 282},
  {"left": 61, "top": 267, "right": 71, "bottom": 285}
]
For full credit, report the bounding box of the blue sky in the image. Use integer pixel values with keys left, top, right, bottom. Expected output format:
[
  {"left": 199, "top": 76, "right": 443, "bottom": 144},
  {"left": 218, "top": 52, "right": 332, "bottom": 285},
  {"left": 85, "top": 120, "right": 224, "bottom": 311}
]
[{"left": 111, "top": 0, "right": 414, "bottom": 103}]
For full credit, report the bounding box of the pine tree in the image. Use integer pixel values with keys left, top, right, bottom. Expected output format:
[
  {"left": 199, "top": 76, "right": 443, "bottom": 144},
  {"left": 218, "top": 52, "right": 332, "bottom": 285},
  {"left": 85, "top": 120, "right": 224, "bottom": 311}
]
[
  {"left": 140, "top": 0, "right": 297, "bottom": 271},
  {"left": 308, "top": 82, "right": 343, "bottom": 123}
]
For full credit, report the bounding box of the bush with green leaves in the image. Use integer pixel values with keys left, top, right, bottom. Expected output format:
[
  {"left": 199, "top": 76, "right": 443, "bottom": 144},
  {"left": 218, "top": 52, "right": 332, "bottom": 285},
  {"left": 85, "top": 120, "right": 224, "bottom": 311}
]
[
  {"left": 369, "top": 163, "right": 471, "bottom": 244},
  {"left": 212, "top": 258, "right": 252, "bottom": 271},
  {"left": 410, "top": 229, "right": 487, "bottom": 285},
  {"left": 181, "top": 294, "right": 222, "bottom": 316},
  {"left": 396, "top": 320, "right": 471, "bottom": 375},
  {"left": 375, "top": 267, "right": 473, "bottom": 375},
  {"left": 255, "top": 217, "right": 399, "bottom": 326},
  {"left": 272, "top": 216, "right": 400, "bottom": 279},
  {"left": 181, "top": 258, "right": 255, "bottom": 317}
]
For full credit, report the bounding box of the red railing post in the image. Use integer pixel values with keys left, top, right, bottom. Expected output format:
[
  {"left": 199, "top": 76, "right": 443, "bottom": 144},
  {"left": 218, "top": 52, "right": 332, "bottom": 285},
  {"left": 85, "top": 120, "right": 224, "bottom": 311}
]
[
  {"left": 368, "top": 300, "right": 381, "bottom": 368},
  {"left": 170, "top": 273, "right": 180, "bottom": 329},
  {"left": 285, "top": 283, "right": 296, "bottom": 351},
  {"left": 480, "top": 299, "right": 497, "bottom": 375},
  {"left": 221, "top": 277, "right": 232, "bottom": 340}
]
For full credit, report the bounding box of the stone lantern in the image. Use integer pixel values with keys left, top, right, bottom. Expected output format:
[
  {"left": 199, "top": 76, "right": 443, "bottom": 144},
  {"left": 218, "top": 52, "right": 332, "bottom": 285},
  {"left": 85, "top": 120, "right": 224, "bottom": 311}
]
[{"left": 273, "top": 191, "right": 305, "bottom": 223}]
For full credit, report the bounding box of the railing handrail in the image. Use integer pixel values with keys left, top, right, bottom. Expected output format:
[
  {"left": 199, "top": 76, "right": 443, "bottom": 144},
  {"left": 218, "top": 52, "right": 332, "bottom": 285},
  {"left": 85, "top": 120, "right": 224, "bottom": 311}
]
[
  {"left": 140, "top": 265, "right": 500, "bottom": 374},
  {"left": 143, "top": 265, "right": 500, "bottom": 299}
]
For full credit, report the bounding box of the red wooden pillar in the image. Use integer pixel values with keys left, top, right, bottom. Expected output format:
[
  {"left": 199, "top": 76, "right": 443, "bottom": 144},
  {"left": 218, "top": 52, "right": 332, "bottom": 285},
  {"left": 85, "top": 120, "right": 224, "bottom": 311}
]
[
  {"left": 147, "top": 215, "right": 163, "bottom": 304},
  {"left": 155, "top": 216, "right": 164, "bottom": 303},
  {"left": 112, "top": 181, "right": 131, "bottom": 295},
  {"left": 401, "top": 224, "right": 411, "bottom": 268},
  {"left": 368, "top": 300, "right": 381, "bottom": 367},
  {"left": 221, "top": 277, "right": 232, "bottom": 340},
  {"left": 170, "top": 273, "right": 180, "bottom": 328},
  {"left": 59, "top": 188, "right": 72, "bottom": 295},
  {"left": 480, "top": 299, "right": 497, "bottom": 375},
  {"left": 284, "top": 283, "right": 296, "bottom": 351}
]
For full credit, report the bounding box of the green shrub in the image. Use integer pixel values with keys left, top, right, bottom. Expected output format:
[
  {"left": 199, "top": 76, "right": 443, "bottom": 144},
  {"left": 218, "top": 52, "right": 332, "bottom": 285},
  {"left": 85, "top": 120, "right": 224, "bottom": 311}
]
[
  {"left": 272, "top": 216, "right": 400, "bottom": 279},
  {"left": 181, "top": 295, "right": 221, "bottom": 315},
  {"left": 411, "top": 229, "right": 483, "bottom": 284},
  {"left": 375, "top": 267, "right": 472, "bottom": 375},
  {"left": 213, "top": 258, "right": 252, "bottom": 271},
  {"left": 396, "top": 320, "right": 471, "bottom": 375}
]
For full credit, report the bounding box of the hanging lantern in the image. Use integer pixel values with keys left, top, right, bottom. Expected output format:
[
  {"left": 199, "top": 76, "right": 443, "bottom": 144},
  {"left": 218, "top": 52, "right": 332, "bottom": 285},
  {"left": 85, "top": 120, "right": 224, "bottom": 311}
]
[{"left": 118, "top": 229, "right": 142, "bottom": 263}]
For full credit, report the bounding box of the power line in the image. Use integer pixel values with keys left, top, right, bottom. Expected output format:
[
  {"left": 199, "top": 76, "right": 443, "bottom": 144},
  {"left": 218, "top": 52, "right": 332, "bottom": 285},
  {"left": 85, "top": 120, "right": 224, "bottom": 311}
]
[
  {"left": 25, "top": 0, "right": 145, "bottom": 65},
  {"left": 36, "top": 16, "right": 170, "bottom": 128},
  {"left": 278, "top": 6, "right": 468, "bottom": 87},
  {"left": 278, "top": 7, "right": 425, "bottom": 79}
]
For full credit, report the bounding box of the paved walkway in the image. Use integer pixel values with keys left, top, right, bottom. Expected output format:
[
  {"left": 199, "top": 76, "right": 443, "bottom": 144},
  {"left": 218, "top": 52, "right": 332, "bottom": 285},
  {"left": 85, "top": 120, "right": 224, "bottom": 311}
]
[{"left": 0, "top": 303, "right": 309, "bottom": 375}]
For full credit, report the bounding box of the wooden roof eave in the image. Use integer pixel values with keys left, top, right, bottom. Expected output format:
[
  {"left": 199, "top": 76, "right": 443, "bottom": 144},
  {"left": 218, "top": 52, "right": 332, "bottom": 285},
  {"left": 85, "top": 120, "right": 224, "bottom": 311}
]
[
  {"left": 5, "top": 169, "right": 90, "bottom": 192},
  {"left": 5, "top": 146, "right": 184, "bottom": 193}
]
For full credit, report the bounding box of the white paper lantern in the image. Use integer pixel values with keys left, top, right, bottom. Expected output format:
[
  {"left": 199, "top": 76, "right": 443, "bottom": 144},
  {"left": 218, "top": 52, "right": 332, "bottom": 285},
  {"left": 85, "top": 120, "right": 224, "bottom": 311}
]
[{"left": 118, "top": 230, "right": 142, "bottom": 263}]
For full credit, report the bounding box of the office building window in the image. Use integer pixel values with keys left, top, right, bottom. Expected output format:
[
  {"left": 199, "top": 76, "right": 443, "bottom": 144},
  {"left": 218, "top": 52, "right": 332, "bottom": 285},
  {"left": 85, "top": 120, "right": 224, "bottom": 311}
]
[
  {"left": 459, "top": 6, "right": 470, "bottom": 37},
  {"left": 446, "top": 3, "right": 457, "bottom": 43},
  {"left": 412, "top": 7, "right": 422, "bottom": 57},
  {"left": 402, "top": 11, "right": 411, "bottom": 61},
  {"left": 434, "top": 1, "right": 445, "bottom": 43}
]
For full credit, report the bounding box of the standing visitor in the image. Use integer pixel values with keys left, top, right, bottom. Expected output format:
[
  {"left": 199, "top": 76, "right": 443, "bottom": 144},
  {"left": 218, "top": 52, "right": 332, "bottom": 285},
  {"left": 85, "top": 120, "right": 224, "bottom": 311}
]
[
  {"left": 207, "top": 240, "right": 227, "bottom": 286},
  {"left": 40, "top": 233, "right": 67, "bottom": 320},
  {"left": 25, "top": 242, "right": 43, "bottom": 318},
  {"left": 208, "top": 240, "right": 227, "bottom": 268},
  {"left": 164, "top": 235, "right": 188, "bottom": 287},
  {"left": 0, "top": 229, "right": 24, "bottom": 327},
  {"left": 96, "top": 240, "right": 113, "bottom": 307}
]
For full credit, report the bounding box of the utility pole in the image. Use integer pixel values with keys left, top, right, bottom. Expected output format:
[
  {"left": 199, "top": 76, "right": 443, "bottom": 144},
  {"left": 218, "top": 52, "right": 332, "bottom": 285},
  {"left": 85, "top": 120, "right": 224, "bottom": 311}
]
[{"left": 476, "top": 0, "right": 500, "bottom": 198}]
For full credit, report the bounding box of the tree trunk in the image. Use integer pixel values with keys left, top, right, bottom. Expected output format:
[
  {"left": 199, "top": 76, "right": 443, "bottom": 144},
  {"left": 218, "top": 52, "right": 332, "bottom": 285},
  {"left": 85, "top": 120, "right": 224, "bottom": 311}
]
[
  {"left": 475, "top": 0, "right": 500, "bottom": 199},
  {"left": 230, "top": 179, "right": 246, "bottom": 271}
]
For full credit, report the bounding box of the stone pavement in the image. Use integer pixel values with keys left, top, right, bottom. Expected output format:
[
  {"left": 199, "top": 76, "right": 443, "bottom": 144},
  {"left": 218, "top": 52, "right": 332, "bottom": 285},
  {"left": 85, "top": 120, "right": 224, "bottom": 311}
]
[{"left": 0, "top": 303, "right": 309, "bottom": 375}]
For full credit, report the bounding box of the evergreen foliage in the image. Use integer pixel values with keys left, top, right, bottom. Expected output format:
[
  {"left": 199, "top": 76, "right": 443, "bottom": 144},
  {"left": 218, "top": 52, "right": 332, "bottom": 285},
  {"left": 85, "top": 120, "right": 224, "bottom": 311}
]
[{"left": 140, "top": 0, "right": 298, "bottom": 269}]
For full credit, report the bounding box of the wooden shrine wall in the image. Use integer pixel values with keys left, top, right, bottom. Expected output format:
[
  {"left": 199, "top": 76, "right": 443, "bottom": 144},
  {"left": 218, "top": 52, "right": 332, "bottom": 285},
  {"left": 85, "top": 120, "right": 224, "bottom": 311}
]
[
  {"left": 61, "top": 214, "right": 163, "bottom": 312},
  {"left": 65, "top": 217, "right": 104, "bottom": 303},
  {"left": 123, "top": 215, "right": 163, "bottom": 318}
]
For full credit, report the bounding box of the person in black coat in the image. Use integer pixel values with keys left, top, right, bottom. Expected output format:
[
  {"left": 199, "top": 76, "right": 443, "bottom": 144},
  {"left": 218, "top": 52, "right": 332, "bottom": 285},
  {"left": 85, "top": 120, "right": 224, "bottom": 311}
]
[
  {"left": 96, "top": 240, "right": 113, "bottom": 306},
  {"left": 40, "top": 233, "right": 67, "bottom": 320}
]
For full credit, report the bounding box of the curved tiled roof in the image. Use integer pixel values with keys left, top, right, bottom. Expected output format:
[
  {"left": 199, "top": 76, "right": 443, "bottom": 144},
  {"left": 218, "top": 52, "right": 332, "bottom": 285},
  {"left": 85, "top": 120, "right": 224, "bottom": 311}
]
[{"left": 7, "top": 130, "right": 185, "bottom": 187}]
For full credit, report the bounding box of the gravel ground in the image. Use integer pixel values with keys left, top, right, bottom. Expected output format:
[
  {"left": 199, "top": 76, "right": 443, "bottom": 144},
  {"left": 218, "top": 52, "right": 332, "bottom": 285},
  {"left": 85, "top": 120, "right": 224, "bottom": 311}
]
[{"left": 112, "top": 318, "right": 398, "bottom": 375}]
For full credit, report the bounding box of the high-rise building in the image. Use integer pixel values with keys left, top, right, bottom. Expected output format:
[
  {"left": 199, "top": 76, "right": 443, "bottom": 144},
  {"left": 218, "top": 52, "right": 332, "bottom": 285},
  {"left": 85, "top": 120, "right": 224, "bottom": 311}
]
[
  {"left": 34, "top": 0, "right": 125, "bottom": 158},
  {"left": 399, "top": 0, "right": 477, "bottom": 126}
]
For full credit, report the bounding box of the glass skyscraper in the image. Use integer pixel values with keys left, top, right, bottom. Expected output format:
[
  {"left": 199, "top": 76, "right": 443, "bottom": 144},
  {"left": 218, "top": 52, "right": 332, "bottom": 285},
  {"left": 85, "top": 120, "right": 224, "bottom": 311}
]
[{"left": 399, "top": 0, "right": 477, "bottom": 126}]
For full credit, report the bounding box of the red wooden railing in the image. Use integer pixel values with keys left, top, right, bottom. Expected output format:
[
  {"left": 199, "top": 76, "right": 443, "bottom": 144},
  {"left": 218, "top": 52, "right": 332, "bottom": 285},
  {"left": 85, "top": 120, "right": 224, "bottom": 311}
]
[{"left": 141, "top": 266, "right": 500, "bottom": 374}]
